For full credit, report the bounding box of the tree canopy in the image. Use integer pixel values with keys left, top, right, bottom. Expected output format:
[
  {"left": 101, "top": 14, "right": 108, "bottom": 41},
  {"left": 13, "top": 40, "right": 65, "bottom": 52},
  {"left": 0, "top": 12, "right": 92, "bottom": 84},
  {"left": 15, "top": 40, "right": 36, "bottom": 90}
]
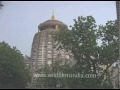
[
  {"left": 0, "top": 41, "right": 30, "bottom": 89},
  {"left": 53, "top": 16, "right": 118, "bottom": 88}
]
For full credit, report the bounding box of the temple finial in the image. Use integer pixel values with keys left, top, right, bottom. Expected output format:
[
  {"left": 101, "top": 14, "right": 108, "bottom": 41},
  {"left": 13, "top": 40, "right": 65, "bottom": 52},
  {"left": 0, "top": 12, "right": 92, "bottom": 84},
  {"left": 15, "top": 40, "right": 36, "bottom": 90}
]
[{"left": 51, "top": 9, "right": 55, "bottom": 20}]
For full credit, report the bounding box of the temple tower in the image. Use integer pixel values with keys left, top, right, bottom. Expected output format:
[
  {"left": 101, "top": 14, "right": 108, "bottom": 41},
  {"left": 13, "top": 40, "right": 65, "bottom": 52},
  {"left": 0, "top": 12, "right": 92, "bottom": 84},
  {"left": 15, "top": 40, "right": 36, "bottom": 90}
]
[{"left": 30, "top": 13, "right": 71, "bottom": 88}]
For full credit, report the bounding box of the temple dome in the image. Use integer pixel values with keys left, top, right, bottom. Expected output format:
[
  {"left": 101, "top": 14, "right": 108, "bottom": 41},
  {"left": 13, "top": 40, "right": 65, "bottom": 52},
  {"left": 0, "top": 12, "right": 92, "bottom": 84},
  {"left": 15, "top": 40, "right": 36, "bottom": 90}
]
[{"left": 38, "top": 19, "right": 67, "bottom": 31}]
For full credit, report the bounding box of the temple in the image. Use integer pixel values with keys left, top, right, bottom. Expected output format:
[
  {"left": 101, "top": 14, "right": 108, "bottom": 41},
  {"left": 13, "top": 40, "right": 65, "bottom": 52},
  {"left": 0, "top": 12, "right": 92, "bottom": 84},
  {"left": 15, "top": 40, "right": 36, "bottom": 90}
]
[{"left": 30, "top": 13, "right": 73, "bottom": 88}]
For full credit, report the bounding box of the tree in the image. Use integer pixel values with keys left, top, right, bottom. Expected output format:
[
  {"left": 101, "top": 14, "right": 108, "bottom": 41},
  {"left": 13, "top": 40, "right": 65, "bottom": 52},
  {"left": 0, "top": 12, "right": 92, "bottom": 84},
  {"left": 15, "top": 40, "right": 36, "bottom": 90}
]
[
  {"left": 35, "top": 60, "right": 75, "bottom": 89},
  {"left": 97, "top": 20, "right": 118, "bottom": 88},
  {"left": 0, "top": 41, "right": 31, "bottom": 89},
  {"left": 53, "top": 16, "right": 117, "bottom": 88},
  {"left": 35, "top": 16, "right": 118, "bottom": 89},
  {"left": 35, "top": 59, "right": 101, "bottom": 89}
]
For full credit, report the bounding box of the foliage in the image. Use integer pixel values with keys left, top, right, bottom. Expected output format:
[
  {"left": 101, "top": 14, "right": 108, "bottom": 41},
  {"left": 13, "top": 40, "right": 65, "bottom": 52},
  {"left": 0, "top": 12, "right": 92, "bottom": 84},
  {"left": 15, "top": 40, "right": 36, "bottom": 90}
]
[
  {"left": 0, "top": 41, "right": 31, "bottom": 89},
  {"left": 35, "top": 16, "right": 118, "bottom": 89},
  {"left": 54, "top": 16, "right": 118, "bottom": 88}
]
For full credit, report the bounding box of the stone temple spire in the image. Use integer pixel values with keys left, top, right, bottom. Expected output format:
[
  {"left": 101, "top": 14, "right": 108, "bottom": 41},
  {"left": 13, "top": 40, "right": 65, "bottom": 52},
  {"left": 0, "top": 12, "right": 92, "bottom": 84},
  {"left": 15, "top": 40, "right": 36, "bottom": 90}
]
[
  {"left": 30, "top": 12, "right": 69, "bottom": 88},
  {"left": 51, "top": 9, "right": 55, "bottom": 20}
]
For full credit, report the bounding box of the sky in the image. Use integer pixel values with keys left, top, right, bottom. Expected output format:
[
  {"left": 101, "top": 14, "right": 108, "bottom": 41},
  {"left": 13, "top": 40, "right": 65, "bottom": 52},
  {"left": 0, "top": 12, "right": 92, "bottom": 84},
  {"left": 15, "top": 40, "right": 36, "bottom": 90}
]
[{"left": 0, "top": 1, "right": 117, "bottom": 56}]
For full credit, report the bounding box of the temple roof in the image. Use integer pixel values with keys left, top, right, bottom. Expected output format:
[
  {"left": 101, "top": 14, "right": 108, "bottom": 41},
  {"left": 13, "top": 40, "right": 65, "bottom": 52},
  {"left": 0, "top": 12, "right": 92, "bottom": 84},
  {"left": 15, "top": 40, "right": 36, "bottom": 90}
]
[
  {"left": 38, "top": 19, "right": 67, "bottom": 31},
  {"left": 38, "top": 11, "right": 67, "bottom": 31}
]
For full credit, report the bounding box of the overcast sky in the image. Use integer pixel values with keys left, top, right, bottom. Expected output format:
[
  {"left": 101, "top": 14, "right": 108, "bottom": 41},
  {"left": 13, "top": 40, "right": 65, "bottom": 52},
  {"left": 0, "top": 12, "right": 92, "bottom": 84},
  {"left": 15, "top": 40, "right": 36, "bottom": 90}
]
[{"left": 0, "top": 1, "right": 117, "bottom": 56}]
